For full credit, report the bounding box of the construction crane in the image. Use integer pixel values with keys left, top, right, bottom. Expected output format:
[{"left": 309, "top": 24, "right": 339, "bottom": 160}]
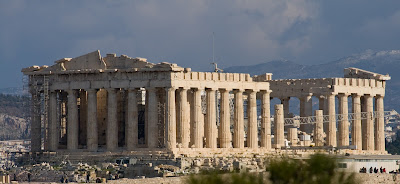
[{"left": 211, "top": 62, "right": 223, "bottom": 73}]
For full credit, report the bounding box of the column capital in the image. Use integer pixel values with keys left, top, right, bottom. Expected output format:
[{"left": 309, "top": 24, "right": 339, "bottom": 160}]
[
  {"left": 233, "top": 89, "right": 244, "bottom": 93},
  {"left": 219, "top": 88, "right": 232, "bottom": 92},
  {"left": 338, "top": 93, "right": 350, "bottom": 98},
  {"left": 127, "top": 88, "right": 138, "bottom": 92},
  {"left": 106, "top": 88, "right": 117, "bottom": 93},
  {"left": 352, "top": 93, "right": 362, "bottom": 98},
  {"left": 180, "top": 86, "right": 190, "bottom": 90},
  {"left": 280, "top": 96, "right": 290, "bottom": 101},
  {"left": 165, "top": 87, "right": 176, "bottom": 92},
  {"left": 245, "top": 89, "right": 259, "bottom": 93},
  {"left": 300, "top": 93, "right": 313, "bottom": 97},
  {"left": 86, "top": 89, "right": 98, "bottom": 93},
  {"left": 67, "top": 89, "right": 77, "bottom": 95},
  {"left": 260, "top": 90, "right": 272, "bottom": 94},
  {"left": 376, "top": 94, "right": 385, "bottom": 98},
  {"left": 146, "top": 87, "right": 157, "bottom": 92}
]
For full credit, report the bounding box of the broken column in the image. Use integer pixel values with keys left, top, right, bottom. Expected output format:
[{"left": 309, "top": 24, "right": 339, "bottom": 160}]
[
  {"left": 288, "top": 128, "right": 298, "bottom": 146},
  {"left": 274, "top": 104, "right": 284, "bottom": 148},
  {"left": 314, "top": 110, "right": 324, "bottom": 146}
]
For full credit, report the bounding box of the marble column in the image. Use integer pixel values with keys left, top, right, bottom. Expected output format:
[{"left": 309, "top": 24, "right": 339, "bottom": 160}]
[
  {"left": 30, "top": 90, "right": 41, "bottom": 152},
  {"left": 274, "top": 104, "right": 284, "bottom": 148},
  {"left": 67, "top": 89, "right": 78, "bottom": 150},
  {"left": 288, "top": 128, "right": 298, "bottom": 146},
  {"left": 314, "top": 110, "right": 324, "bottom": 146},
  {"left": 179, "top": 88, "right": 190, "bottom": 148},
  {"left": 220, "top": 89, "right": 231, "bottom": 148},
  {"left": 375, "top": 95, "right": 385, "bottom": 151},
  {"left": 363, "top": 94, "right": 374, "bottom": 151},
  {"left": 233, "top": 89, "right": 244, "bottom": 148},
  {"left": 146, "top": 87, "right": 158, "bottom": 148},
  {"left": 338, "top": 93, "right": 349, "bottom": 146},
  {"left": 260, "top": 90, "right": 271, "bottom": 149},
  {"left": 300, "top": 93, "right": 313, "bottom": 133},
  {"left": 206, "top": 89, "right": 217, "bottom": 148},
  {"left": 166, "top": 87, "right": 176, "bottom": 150},
  {"left": 352, "top": 94, "right": 362, "bottom": 150},
  {"left": 48, "top": 91, "right": 58, "bottom": 151},
  {"left": 86, "top": 89, "right": 98, "bottom": 151},
  {"left": 247, "top": 90, "right": 258, "bottom": 148},
  {"left": 126, "top": 89, "right": 138, "bottom": 151},
  {"left": 106, "top": 88, "right": 118, "bottom": 151},
  {"left": 326, "top": 93, "right": 336, "bottom": 147},
  {"left": 191, "top": 88, "right": 203, "bottom": 148}
]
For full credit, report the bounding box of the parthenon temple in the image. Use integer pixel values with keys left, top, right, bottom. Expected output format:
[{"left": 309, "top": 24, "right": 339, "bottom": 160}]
[{"left": 22, "top": 50, "right": 391, "bottom": 156}]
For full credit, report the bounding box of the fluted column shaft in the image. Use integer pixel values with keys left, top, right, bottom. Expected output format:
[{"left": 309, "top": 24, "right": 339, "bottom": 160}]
[
  {"left": 261, "top": 91, "right": 271, "bottom": 149},
  {"left": 87, "top": 89, "right": 98, "bottom": 151},
  {"left": 126, "top": 89, "right": 138, "bottom": 151},
  {"left": 48, "top": 91, "right": 58, "bottom": 151},
  {"left": 206, "top": 89, "right": 217, "bottom": 148},
  {"left": 166, "top": 87, "right": 176, "bottom": 150},
  {"left": 67, "top": 89, "right": 78, "bottom": 150},
  {"left": 147, "top": 88, "right": 158, "bottom": 148},
  {"left": 233, "top": 89, "right": 244, "bottom": 148},
  {"left": 274, "top": 104, "right": 284, "bottom": 148},
  {"left": 247, "top": 90, "right": 258, "bottom": 148},
  {"left": 363, "top": 95, "right": 374, "bottom": 151},
  {"left": 192, "top": 88, "right": 203, "bottom": 148},
  {"left": 338, "top": 94, "right": 349, "bottom": 146},
  {"left": 314, "top": 110, "right": 324, "bottom": 146},
  {"left": 352, "top": 94, "right": 362, "bottom": 150},
  {"left": 220, "top": 89, "right": 231, "bottom": 148},
  {"left": 106, "top": 89, "right": 118, "bottom": 151},
  {"left": 375, "top": 95, "right": 385, "bottom": 151},
  {"left": 326, "top": 93, "right": 336, "bottom": 147},
  {"left": 179, "top": 88, "right": 190, "bottom": 148}
]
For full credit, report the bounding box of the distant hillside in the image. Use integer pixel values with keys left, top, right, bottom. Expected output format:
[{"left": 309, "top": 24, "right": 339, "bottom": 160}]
[
  {"left": 0, "top": 94, "right": 30, "bottom": 140},
  {"left": 225, "top": 50, "right": 400, "bottom": 112}
]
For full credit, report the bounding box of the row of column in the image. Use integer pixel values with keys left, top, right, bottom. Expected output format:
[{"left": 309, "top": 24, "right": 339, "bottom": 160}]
[{"left": 279, "top": 93, "right": 385, "bottom": 151}]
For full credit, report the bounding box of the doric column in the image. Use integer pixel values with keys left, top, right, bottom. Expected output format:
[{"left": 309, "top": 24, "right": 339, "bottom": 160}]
[
  {"left": 165, "top": 87, "right": 176, "bottom": 150},
  {"left": 233, "top": 89, "right": 244, "bottom": 148},
  {"left": 30, "top": 90, "right": 41, "bottom": 152},
  {"left": 274, "top": 104, "right": 284, "bottom": 148},
  {"left": 178, "top": 88, "right": 190, "bottom": 148},
  {"left": 146, "top": 87, "right": 158, "bottom": 148},
  {"left": 314, "top": 110, "right": 324, "bottom": 146},
  {"left": 219, "top": 89, "right": 231, "bottom": 148},
  {"left": 280, "top": 97, "right": 290, "bottom": 118},
  {"left": 338, "top": 93, "right": 349, "bottom": 146},
  {"left": 300, "top": 93, "right": 313, "bottom": 133},
  {"left": 247, "top": 90, "right": 258, "bottom": 148},
  {"left": 106, "top": 88, "right": 118, "bottom": 151},
  {"left": 363, "top": 94, "right": 374, "bottom": 151},
  {"left": 288, "top": 128, "right": 298, "bottom": 146},
  {"left": 86, "top": 89, "right": 98, "bottom": 151},
  {"left": 48, "top": 91, "right": 58, "bottom": 151},
  {"left": 326, "top": 93, "right": 336, "bottom": 147},
  {"left": 375, "top": 95, "right": 385, "bottom": 151},
  {"left": 206, "top": 88, "right": 217, "bottom": 148},
  {"left": 260, "top": 90, "right": 271, "bottom": 149},
  {"left": 351, "top": 94, "right": 362, "bottom": 150},
  {"left": 191, "top": 88, "right": 203, "bottom": 148},
  {"left": 67, "top": 89, "right": 78, "bottom": 150},
  {"left": 126, "top": 89, "right": 138, "bottom": 151}
]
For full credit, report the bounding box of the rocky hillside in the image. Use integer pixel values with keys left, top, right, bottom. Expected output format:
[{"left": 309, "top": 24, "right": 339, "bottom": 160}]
[
  {"left": 0, "top": 94, "right": 30, "bottom": 140},
  {"left": 225, "top": 49, "right": 400, "bottom": 112}
]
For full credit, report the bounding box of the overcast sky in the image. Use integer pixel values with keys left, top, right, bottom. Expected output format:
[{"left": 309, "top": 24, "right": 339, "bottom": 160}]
[{"left": 1, "top": 1, "right": 400, "bottom": 88}]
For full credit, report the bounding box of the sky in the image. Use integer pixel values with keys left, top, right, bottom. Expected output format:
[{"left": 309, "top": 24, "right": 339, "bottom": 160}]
[{"left": 1, "top": 1, "right": 400, "bottom": 88}]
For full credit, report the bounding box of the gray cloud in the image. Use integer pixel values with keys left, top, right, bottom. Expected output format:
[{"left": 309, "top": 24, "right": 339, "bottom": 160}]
[{"left": 0, "top": 1, "right": 399, "bottom": 88}]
